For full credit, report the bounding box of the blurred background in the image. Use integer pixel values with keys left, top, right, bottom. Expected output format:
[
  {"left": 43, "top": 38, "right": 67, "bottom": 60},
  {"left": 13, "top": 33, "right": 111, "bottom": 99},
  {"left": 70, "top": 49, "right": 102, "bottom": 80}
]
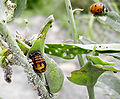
[{"left": 0, "top": 0, "right": 120, "bottom": 99}]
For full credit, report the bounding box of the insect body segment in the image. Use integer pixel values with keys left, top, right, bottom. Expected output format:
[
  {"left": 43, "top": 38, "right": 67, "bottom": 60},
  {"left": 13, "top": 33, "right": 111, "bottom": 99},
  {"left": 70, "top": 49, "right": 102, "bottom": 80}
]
[
  {"left": 30, "top": 51, "right": 47, "bottom": 73},
  {"left": 90, "top": 2, "right": 108, "bottom": 16}
]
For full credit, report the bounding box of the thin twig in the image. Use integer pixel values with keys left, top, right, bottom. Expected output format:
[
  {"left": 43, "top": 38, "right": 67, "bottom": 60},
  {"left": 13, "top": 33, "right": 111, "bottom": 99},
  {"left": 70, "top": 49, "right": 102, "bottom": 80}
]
[
  {"left": 87, "top": 86, "right": 95, "bottom": 99},
  {"left": 65, "top": 0, "right": 84, "bottom": 67},
  {"left": 65, "top": 0, "right": 95, "bottom": 99}
]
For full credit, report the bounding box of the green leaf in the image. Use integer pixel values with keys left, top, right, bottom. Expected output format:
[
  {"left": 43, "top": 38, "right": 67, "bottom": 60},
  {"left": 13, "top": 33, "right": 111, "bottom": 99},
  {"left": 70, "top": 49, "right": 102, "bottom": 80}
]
[
  {"left": 0, "top": 56, "right": 5, "bottom": 67},
  {"left": 97, "top": 11, "right": 120, "bottom": 32},
  {"left": 16, "top": 40, "right": 120, "bottom": 60},
  {"left": 95, "top": 65, "right": 120, "bottom": 72},
  {"left": 16, "top": 39, "right": 30, "bottom": 55},
  {"left": 45, "top": 43, "right": 120, "bottom": 59},
  {"left": 12, "top": 0, "right": 27, "bottom": 18},
  {"left": 67, "top": 62, "right": 120, "bottom": 86},
  {"left": 28, "top": 15, "right": 54, "bottom": 56},
  {"left": 68, "top": 62, "right": 104, "bottom": 86},
  {"left": 87, "top": 56, "right": 114, "bottom": 65},
  {"left": 0, "top": 48, "right": 8, "bottom": 56},
  {"left": 45, "top": 55, "right": 64, "bottom": 93},
  {"left": 45, "top": 43, "right": 91, "bottom": 59}
]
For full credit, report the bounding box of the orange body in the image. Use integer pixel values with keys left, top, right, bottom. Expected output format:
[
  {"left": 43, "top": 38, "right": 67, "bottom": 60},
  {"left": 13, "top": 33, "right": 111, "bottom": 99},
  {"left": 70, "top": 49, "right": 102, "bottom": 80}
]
[
  {"left": 30, "top": 51, "right": 47, "bottom": 73},
  {"left": 90, "top": 2, "right": 104, "bottom": 14}
]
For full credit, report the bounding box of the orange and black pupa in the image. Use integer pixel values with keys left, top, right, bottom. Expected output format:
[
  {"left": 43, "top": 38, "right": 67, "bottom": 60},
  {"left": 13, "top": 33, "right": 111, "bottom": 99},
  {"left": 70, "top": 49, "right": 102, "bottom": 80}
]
[{"left": 29, "top": 51, "right": 47, "bottom": 73}]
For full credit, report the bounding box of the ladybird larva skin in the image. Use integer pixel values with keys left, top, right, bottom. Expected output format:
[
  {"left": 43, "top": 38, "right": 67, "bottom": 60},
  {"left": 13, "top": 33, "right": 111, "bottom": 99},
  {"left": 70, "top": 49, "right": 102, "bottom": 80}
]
[{"left": 29, "top": 51, "right": 47, "bottom": 73}]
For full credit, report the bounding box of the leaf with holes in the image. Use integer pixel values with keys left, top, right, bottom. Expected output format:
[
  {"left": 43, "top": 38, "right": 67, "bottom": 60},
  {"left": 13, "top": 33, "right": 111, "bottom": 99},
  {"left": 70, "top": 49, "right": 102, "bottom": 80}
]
[
  {"left": 87, "top": 56, "right": 114, "bottom": 65},
  {"left": 16, "top": 40, "right": 120, "bottom": 60},
  {"left": 67, "top": 62, "right": 120, "bottom": 86},
  {"left": 45, "top": 43, "right": 120, "bottom": 59},
  {"left": 45, "top": 55, "right": 64, "bottom": 93},
  {"left": 45, "top": 44, "right": 91, "bottom": 59}
]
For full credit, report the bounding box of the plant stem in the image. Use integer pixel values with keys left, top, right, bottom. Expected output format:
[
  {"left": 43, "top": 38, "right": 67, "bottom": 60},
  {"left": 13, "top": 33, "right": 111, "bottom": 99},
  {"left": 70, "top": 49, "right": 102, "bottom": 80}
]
[
  {"left": 65, "top": 0, "right": 84, "bottom": 67},
  {"left": 87, "top": 86, "right": 95, "bottom": 99},
  {"left": 65, "top": 0, "right": 78, "bottom": 43},
  {"left": 88, "top": 15, "right": 95, "bottom": 41},
  {"left": 65, "top": 0, "right": 95, "bottom": 99}
]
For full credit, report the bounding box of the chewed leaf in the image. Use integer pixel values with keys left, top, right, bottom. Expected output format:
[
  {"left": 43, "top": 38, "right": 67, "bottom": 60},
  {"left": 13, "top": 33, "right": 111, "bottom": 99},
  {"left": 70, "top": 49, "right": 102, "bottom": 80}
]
[
  {"left": 16, "top": 40, "right": 120, "bottom": 60},
  {"left": 45, "top": 43, "right": 120, "bottom": 59},
  {"left": 87, "top": 56, "right": 114, "bottom": 65},
  {"left": 45, "top": 44, "right": 91, "bottom": 59},
  {"left": 67, "top": 62, "right": 104, "bottom": 86},
  {"left": 67, "top": 62, "right": 120, "bottom": 86},
  {"left": 97, "top": 11, "right": 120, "bottom": 32}
]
